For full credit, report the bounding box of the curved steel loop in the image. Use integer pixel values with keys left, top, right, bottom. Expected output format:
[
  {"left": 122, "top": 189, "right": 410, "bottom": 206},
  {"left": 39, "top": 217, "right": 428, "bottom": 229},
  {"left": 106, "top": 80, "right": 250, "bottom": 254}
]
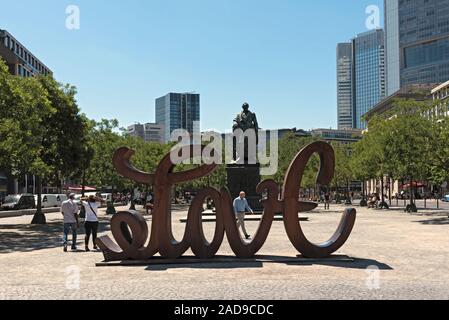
[
  {"left": 153, "top": 145, "right": 218, "bottom": 259},
  {"left": 282, "top": 141, "right": 357, "bottom": 258},
  {"left": 187, "top": 187, "right": 225, "bottom": 258},
  {"left": 221, "top": 179, "right": 282, "bottom": 258}
]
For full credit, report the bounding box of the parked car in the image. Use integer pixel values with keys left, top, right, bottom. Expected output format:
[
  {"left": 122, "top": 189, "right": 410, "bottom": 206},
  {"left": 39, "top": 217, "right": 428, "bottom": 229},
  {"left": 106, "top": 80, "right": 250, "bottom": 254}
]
[
  {"left": 1, "top": 194, "right": 36, "bottom": 211},
  {"left": 101, "top": 193, "right": 113, "bottom": 202},
  {"left": 442, "top": 195, "right": 449, "bottom": 202},
  {"left": 34, "top": 194, "right": 68, "bottom": 208}
]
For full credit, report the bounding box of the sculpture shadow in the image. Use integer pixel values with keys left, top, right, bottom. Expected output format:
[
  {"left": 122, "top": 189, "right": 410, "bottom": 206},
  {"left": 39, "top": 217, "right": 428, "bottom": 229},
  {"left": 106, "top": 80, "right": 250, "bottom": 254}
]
[
  {"left": 139, "top": 255, "right": 392, "bottom": 271},
  {"left": 145, "top": 261, "right": 264, "bottom": 271},
  {"left": 0, "top": 217, "right": 112, "bottom": 254},
  {"left": 413, "top": 217, "right": 449, "bottom": 225},
  {"left": 285, "top": 257, "right": 393, "bottom": 270}
]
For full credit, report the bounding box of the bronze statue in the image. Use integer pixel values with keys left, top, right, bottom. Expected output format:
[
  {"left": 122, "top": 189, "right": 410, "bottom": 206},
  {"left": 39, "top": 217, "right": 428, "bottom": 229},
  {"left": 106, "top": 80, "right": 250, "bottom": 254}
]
[
  {"left": 96, "top": 141, "right": 357, "bottom": 262},
  {"left": 232, "top": 103, "right": 260, "bottom": 162},
  {"left": 233, "top": 103, "right": 259, "bottom": 133}
]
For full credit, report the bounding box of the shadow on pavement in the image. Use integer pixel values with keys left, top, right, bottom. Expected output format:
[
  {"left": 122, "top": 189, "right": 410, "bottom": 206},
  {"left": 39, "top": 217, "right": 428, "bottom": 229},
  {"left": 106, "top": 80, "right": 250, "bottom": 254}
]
[
  {"left": 413, "top": 217, "right": 449, "bottom": 225},
  {"left": 285, "top": 257, "right": 393, "bottom": 270},
  {"left": 137, "top": 255, "right": 393, "bottom": 271},
  {"left": 145, "top": 262, "right": 264, "bottom": 271},
  {"left": 0, "top": 217, "right": 111, "bottom": 254}
]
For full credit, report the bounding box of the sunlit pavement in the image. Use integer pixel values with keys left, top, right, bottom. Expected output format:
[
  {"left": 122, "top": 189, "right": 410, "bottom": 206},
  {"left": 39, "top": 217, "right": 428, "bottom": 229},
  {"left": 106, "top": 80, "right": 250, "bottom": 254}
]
[{"left": 0, "top": 204, "right": 448, "bottom": 300}]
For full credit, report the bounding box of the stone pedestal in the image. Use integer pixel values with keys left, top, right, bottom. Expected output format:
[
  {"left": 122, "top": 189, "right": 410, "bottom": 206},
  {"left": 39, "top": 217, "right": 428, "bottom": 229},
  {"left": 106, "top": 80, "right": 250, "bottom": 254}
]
[{"left": 226, "top": 163, "right": 262, "bottom": 212}]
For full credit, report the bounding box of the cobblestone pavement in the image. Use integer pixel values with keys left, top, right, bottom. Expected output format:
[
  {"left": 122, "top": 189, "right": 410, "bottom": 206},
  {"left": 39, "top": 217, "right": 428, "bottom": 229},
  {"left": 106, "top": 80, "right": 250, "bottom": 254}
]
[{"left": 0, "top": 204, "right": 448, "bottom": 300}]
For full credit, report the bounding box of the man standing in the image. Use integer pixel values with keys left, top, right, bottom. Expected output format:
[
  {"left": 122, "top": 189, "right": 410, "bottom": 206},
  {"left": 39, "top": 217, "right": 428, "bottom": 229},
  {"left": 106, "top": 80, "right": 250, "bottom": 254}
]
[
  {"left": 233, "top": 191, "right": 254, "bottom": 240},
  {"left": 61, "top": 193, "right": 79, "bottom": 252}
]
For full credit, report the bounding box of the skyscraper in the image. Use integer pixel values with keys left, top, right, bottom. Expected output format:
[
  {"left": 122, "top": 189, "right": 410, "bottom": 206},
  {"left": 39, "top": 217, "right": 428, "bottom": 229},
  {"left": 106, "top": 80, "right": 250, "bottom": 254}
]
[
  {"left": 337, "top": 43, "right": 354, "bottom": 129},
  {"left": 336, "top": 29, "right": 386, "bottom": 130},
  {"left": 156, "top": 93, "right": 200, "bottom": 143},
  {"left": 353, "top": 29, "right": 386, "bottom": 129},
  {"left": 385, "top": 0, "right": 449, "bottom": 96}
]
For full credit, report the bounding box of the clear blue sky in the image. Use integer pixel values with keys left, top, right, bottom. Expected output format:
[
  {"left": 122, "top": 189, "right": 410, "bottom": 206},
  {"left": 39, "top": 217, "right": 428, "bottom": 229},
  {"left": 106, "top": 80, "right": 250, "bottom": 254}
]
[{"left": 1, "top": 0, "right": 383, "bottom": 132}]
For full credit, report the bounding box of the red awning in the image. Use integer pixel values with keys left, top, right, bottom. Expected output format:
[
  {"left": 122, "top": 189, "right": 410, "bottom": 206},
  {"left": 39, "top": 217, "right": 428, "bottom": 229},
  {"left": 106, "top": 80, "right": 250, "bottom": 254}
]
[
  {"left": 401, "top": 182, "right": 427, "bottom": 189},
  {"left": 64, "top": 185, "right": 97, "bottom": 192}
]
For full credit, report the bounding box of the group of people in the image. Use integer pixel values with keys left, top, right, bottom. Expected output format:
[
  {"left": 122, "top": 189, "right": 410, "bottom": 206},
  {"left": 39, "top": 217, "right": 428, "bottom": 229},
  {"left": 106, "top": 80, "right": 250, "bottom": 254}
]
[
  {"left": 61, "top": 193, "right": 105, "bottom": 252},
  {"left": 61, "top": 191, "right": 255, "bottom": 251}
]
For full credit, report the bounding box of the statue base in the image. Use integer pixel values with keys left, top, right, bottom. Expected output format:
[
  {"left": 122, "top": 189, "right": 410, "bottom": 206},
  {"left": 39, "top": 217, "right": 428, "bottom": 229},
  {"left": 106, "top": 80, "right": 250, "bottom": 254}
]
[{"left": 226, "top": 163, "right": 262, "bottom": 212}]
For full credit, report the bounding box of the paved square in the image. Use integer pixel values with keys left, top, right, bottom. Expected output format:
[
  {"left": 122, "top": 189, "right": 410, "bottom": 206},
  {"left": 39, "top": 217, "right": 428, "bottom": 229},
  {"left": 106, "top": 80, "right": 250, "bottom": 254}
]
[{"left": 0, "top": 204, "right": 448, "bottom": 300}]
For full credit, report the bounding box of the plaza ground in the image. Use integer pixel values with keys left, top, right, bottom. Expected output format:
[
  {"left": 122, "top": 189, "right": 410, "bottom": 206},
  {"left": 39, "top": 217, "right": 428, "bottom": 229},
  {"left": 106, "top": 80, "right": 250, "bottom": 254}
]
[{"left": 0, "top": 203, "right": 448, "bottom": 300}]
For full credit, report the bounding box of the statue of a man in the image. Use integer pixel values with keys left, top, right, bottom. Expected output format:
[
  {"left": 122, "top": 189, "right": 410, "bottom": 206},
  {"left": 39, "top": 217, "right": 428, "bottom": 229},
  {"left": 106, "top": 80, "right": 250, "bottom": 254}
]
[
  {"left": 232, "top": 103, "right": 260, "bottom": 162},
  {"left": 233, "top": 103, "right": 259, "bottom": 134}
]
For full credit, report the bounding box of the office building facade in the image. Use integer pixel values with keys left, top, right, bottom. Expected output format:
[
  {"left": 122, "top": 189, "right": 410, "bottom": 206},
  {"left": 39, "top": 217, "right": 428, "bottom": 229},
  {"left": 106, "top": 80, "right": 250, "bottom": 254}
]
[
  {"left": 353, "top": 29, "right": 386, "bottom": 129},
  {"left": 0, "top": 29, "right": 52, "bottom": 77},
  {"left": 127, "top": 123, "right": 165, "bottom": 144},
  {"left": 337, "top": 29, "right": 386, "bottom": 130},
  {"left": 337, "top": 43, "right": 354, "bottom": 129},
  {"left": 156, "top": 93, "right": 200, "bottom": 143},
  {"left": 385, "top": 0, "right": 449, "bottom": 96}
]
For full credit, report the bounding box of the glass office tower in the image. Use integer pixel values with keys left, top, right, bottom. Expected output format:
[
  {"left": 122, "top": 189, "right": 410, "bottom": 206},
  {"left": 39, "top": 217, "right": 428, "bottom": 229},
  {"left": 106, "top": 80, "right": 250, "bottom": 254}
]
[
  {"left": 353, "top": 29, "right": 386, "bottom": 129},
  {"left": 385, "top": 0, "right": 449, "bottom": 94},
  {"left": 337, "top": 43, "right": 354, "bottom": 129},
  {"left": 156, "top": 93, "right": 200, "bottom": 143}
]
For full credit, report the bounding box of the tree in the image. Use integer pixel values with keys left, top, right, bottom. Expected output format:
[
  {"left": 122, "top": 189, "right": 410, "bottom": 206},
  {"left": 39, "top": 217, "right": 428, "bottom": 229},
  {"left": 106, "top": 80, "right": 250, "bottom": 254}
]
[
  {"left": 352, "top": 98, "right": 433, "bottom": 212},
  {"left": 428, "top": 117, "right": 449, "bottom": 192},
  {"left": 31, "top": 76, "right": 90, "bottom": 224},
  {"left": 0, "top": 60, "right": 56, "bottom": 223},
  {"left": 332, "top": 142, "right": 353, "bottom": 202},
  {"left": 84, "top": 119, "right": 126, "bottom": 193},
  {"left": 384, "top": 99, "right": 432, "bottom": 211}
]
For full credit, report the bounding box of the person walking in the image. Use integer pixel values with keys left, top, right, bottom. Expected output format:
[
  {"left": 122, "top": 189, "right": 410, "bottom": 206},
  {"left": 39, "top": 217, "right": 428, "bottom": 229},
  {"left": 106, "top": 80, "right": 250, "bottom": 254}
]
[
  {"left": 61, "top": 193, "right": 79, "bottom": 252},
  {"left": 233, "top": 191, "right": 254, "bottom": 240},
  {"left": 81, "top": 195, "right": 104, "bottom": 252},
  {"left": 324, "top": 192, "right": 331, "bottom": 210}
]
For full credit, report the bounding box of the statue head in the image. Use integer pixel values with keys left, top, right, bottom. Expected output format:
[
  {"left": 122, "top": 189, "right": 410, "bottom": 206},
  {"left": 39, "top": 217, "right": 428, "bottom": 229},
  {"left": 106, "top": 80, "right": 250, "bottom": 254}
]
[{"left": 242, "top": 103, "right": 250, "bottom": 112}]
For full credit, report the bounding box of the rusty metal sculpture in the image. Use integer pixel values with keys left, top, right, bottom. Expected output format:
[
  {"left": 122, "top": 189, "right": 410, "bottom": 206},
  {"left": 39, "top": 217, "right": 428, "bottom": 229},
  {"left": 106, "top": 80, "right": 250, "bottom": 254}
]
[{"left": 96, "top": 141, "right": 356, "bottom": 261}]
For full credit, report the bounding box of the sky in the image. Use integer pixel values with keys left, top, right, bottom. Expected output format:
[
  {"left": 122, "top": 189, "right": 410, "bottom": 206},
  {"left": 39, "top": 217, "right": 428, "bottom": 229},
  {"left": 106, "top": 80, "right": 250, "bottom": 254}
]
[{"left": 1, "top": 0, "right": 383, "bottom": 132}]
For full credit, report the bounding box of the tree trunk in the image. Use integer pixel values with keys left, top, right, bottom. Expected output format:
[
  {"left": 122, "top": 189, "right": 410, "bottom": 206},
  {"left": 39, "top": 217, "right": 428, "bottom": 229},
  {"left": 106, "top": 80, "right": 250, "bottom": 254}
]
[
  {"left": 381, "top": 176, "right": 385, "bottom": 203},
  {"left": 31, "top": 176, "right": 46, "bottom": 225},
  {"left": 81, "top": 170, "right": 86, "bottom": 197},
  {"left": 388, "top": 176, "right": 392, "bottom": 206}
]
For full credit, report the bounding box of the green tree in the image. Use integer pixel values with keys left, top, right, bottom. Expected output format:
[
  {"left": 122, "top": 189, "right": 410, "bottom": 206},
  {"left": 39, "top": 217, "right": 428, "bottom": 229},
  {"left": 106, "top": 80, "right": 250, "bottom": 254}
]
[{"left": 332, "top": 142, "right": 353, "bottom": 200}]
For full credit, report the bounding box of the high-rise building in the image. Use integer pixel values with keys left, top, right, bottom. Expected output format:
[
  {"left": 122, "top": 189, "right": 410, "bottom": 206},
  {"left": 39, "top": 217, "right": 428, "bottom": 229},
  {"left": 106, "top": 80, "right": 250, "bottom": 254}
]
[
  {"left": 385, "top": 0, "right": 449, "bottom": 96},
  {"left": 337, "top": 43, "right": 354, "bottom": 129},
  {"left": 127, "top": 123, "right": 165, "bottom": 144},
  {"left": 156, "top": 93, "right": 200, "bottom": 143},
  {"left": 336, "top": 29, "right": 386, "bottom": 130},
  {"left": 0, "top": 29, "right": 52, "bottom": 77},
  {"left": 0, "top": 29, "right": 52, "bottom": 197},
  {"left": 353, "top": 29, "right": 386, "bottom": 130}
]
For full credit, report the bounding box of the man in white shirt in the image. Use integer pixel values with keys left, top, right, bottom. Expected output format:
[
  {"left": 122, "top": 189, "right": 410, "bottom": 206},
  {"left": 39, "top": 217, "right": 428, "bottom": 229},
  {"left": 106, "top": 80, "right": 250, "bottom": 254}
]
[
  {"left": 233, "top": 191, "right": 254, "bottom": 240},
  {"left": 61, "top": 193, "right": 79, "bottom": 252}
]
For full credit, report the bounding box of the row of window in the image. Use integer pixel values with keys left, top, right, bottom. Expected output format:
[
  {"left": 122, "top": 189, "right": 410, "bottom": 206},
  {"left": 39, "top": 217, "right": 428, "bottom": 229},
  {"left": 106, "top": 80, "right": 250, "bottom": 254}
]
[{"left": 2, "top": 35, "right": 50, "bottom": 75}]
